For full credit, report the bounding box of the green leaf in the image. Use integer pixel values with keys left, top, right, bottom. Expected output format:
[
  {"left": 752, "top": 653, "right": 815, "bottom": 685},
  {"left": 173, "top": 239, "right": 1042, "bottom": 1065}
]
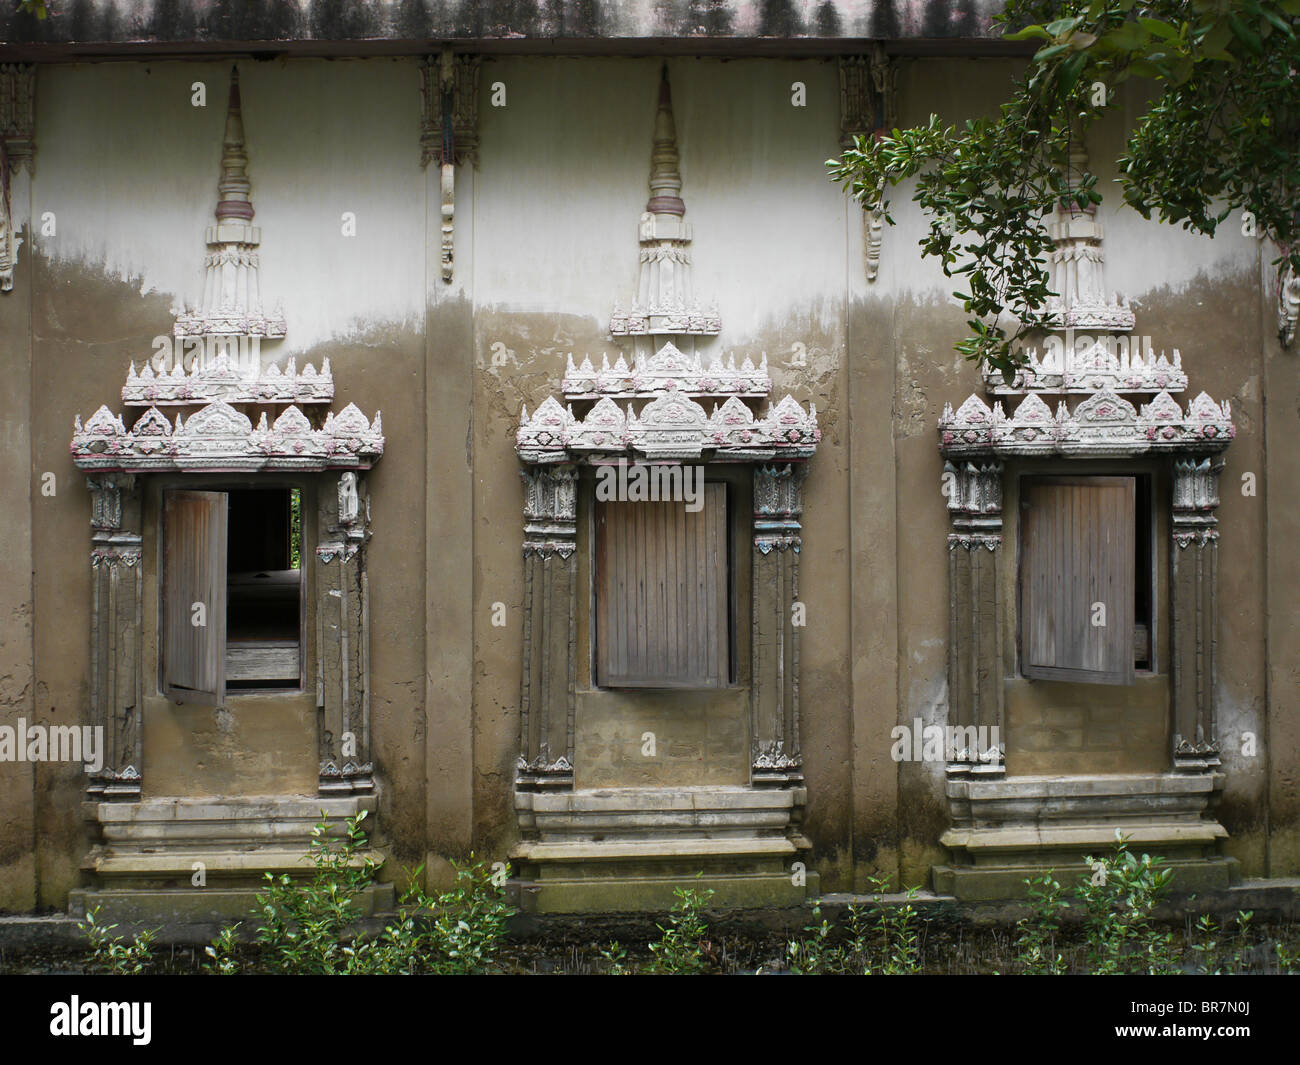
[
  {"left": 1044, "top": 16, "right": 1081, "bottom": 36},
  {"left": 1059, "top": 52, "right": 1088, "bottom": 94},
  {"left": 1004, "top": 24, "right": 1052, "bottom": 41},
  {"left": 1260, "top": 8, "right": 1296, "bottom": 35},
  {"left": 1138, "top": 18, "right": 1178, "bottom": 40},
  {"left": 1228, "top": 14, "right": 1265, "bottom": 53}
]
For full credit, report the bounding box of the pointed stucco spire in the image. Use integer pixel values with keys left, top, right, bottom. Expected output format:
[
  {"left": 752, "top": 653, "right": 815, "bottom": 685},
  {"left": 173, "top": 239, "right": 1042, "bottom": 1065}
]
[
  {"left": 216, "top": 67, "right": 254, "bottom": 222},
  {"left": 171, "top": 65, "right": 285, "bottom": 374},
  {"left": 647, "top": 66, "right": 684, "bottom": 218},
  {"left": 1040, "top": 118, "right": 1132, "bottom": 334},
  {"left": 609, "top": 67, "right": 720, "bottom": 347}
]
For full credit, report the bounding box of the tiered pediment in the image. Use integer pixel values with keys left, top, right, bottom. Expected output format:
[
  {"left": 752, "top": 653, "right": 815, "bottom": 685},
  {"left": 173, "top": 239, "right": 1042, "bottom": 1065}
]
[
  {"left": 939, "top": 389, "right": 1234, "bottom": 460},
  {"left": 563, "top": 345, "right": 770, "bottom": 400},
  {"left": 124, "top": 355, "right": 333, "bottom": 406},
  {"left": 72, "top": 399, "right": 383, "bottom": 472},
  {"left": 984, "top": 339, "right": 1187, "bottom": 396},
  {"left": 609, "top": 298, "right": 721, "bottom": 338},
  {"left": 518, "top": 349, "right": 819, "bottom": 464},
  {"left": 71, "top": 71, "right": 382, "bottom": 478}
]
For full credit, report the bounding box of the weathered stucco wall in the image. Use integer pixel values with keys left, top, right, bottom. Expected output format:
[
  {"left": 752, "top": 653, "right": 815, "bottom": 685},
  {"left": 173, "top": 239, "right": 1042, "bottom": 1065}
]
[
  {"left": 0, "top": 0, "right": 1004, "bottom": 49},
  {"left": 0, "top": 49, "right": 1291, "bottom": 913}
]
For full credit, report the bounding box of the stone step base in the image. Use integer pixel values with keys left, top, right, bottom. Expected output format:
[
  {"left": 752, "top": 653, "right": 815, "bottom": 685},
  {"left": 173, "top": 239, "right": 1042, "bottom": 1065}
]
[
  {"left": 932, "top": 856, "right": 1240, "bottom": 902},
  {"left": 511, "top": 867, "right": 818, "bottom": 913},
  {"left": 80, "top": 794, "right": 379, "bottom": 890},
  {"left": 68, "top": 883, "right": 396, "bottom": 925}
]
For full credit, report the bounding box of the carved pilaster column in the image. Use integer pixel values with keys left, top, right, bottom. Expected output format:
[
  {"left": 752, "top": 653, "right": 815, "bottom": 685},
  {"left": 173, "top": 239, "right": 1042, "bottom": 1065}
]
[
  {"left": 944, "top": 461, "right": 1006, "bottom": 776},
  {"left": 420, "top": 50, "right": 481, "bottom": 284},
  {"left": 1, "top": 64, "right": 36, "bottom": 294},
  {"left": 317, "top": 472, "right": 374, "bottom": 794},
  {"left": 86, "top": 474, "right": 142, "bottom": 798},
  {"left": 838, "top": 47, "right": 896, "bottom": 283},
  {"left": 751, "top": 463, "right": 806, "bottom": 786},
  {"left": 517, "top": 464, "right": 577, "bottom": 790},
  {"left": 1171, "top": 456, "right": 1223, "bottom": 771}
]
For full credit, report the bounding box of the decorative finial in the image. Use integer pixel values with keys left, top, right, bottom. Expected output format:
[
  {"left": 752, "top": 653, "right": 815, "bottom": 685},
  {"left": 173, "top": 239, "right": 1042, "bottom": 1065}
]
[
  {"left": 216, "top": 66, "right": 253, "bottom": 223},
  {"left": 647, "top": 65, "right": 684, "bottom": 218}
]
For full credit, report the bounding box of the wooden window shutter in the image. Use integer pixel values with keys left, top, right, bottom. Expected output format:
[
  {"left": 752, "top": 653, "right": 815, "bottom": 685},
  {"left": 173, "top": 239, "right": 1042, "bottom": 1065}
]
[
  {"left": 162, "top": 490, "right": 228, "bottom": 704},
  {"left": 1020, "top": 476, "right": 1135, "bottom": 686},
  {"left": 595, "top": 482, "right": 728, "bottom": 688}
]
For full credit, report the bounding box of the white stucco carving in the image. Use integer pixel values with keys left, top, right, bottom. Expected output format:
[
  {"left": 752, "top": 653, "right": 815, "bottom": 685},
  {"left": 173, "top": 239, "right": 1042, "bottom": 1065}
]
[
  {"left": 71, "top": 67, "right": 383, "bottom": 477},
  {"left": 123, "top": 354, "right": 333, "bottom": 406},
  {"left": 839, "top": 49, "right": 896, "bottom": 283},
  {"left": 563, "top": 344, "right": 770, "bottom": 400},
  {"left": 609, "top": 70, "right": 720, "bottom": 344},
  {"left": 1280, "top": 259, "right": 1299, "bottom": 348},
  {"left": 0, "top": 64, "right": 34, "bottom": 293},
  {"left": 939, "top": 388, "right": 1234, "bottom": 459},
  {"left": 171, "top": 69, "right": 286, "bottom": 363},
  {"left": 519, "top": 358, "right": 818, "bottom": 463},
  {"left": 71, "top": 401, "right": 383, "bottom": 472},
  {"left": 983, "top": 337, "right": 1187, "bottom": 396}
]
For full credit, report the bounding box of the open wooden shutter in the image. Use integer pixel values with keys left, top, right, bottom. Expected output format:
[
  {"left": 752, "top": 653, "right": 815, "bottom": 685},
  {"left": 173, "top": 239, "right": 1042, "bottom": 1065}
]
[
  {"left": 595, "top": 482, "right": 728, "bottom": 688},
  {"left": 1021, "top": 476, "right": 1135, "bottom": 686},
  {"left": 162, "top": 490, "right": 228, "bottom": 704}
]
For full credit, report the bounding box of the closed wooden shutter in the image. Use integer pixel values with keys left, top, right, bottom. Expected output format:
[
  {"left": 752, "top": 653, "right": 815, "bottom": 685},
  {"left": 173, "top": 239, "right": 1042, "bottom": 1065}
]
[
  {"left": 1020, "top": 476, "right": 1135, "bottom": 686},
  {"left": 595, "top": 482, "right": 728, "bottom": 688},
  {"left": 162, "top": 490, "right": 228, "bottom": 704}
]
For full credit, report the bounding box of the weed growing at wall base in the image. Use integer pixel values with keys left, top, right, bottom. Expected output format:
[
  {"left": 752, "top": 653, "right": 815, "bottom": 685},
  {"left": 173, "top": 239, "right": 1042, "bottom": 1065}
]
[
  {"left": 77, "top": 906, "right": 159, "bottom": 976},
  {"left": 199, "top": 810, "right": 516, "bottom": 975}
]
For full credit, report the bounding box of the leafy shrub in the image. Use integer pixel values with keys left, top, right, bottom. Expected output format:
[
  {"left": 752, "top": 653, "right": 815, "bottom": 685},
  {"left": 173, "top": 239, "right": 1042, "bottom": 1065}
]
[
  {"left": 219, "top": 808, "right": 514, "bottom": 975},
  {"left": 252, "top": 809, "right": 378, "bottom": 974},
  {"left": 1078, "top": 831, "right": 1176, "bottom": 975},
  {"left": 864, "top": 875, "right": 922, "bottom": 974},
  {"left": 1016, "top": 871, "right": 1067, "bottom": 974},
  {"left": 647, "top": 883, "right": 715, "bottom": 975},
  {"left": 78, "top": 906, "right": 158, "bottom": 975}
]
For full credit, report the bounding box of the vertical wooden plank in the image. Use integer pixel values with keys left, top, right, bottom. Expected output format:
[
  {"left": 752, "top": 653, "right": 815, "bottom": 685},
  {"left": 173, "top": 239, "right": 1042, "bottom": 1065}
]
[
  {"left": 595, "top": 504, "right": 608, "bottom": 685},
  {"left": 716, "top": 483, "right": 729, "bottom": 685},
  {"left": 162, "top": 490, "right": 227, "bottom": 704},
  {"left": 595, "top": 481, "right": 731, "bottom": 687},
  {"left": 1021, "top": 477, "right": 1135, "bottom": 684}
]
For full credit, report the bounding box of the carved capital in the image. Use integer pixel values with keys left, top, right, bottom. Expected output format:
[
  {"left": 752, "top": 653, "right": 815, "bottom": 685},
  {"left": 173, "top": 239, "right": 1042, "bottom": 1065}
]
[
  {"left": 1278, "top": 258, "right": 1299, "bottom": 348},
  {"left": 0, "top": 64, "right": 35, "bottom": 174},
  {"left": 86, "top": 473, "right": 137, "bottom": 534},
  {"left": 1171, "top": 455, "right": 1224, "bottom": 547},
  {"left": 945, "top": 461, "right": 1003, "bottom": 548},
  {"left": 943, "top": 460, "right": 1002, "bottom": 517},
  {"left": 319, "top": 760, "right": 375, "bottom": 795},
  {"left": 753, "top": 462, "right": 807, "bottom": 551},
  {"left": 838, "top": 48, "right": 895, "bottom": 149},
  {"left": 521, "top": 464, "right": 578, "bottom": 555},
  {"left": 0, "top": 65, "right": 34, "bottom": 294},
  {"left": 1173, "top": 735, "right": 1221, "bottom": 771},
  {"left": 420, "top": 51, "right": 481, "bottom": 169}
]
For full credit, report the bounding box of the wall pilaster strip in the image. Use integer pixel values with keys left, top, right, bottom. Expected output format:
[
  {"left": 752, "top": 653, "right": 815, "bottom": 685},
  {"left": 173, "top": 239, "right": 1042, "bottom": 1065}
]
[
  {"left": 751, "top": 462, "right": 806, "bottom": 785},
  {"left": 516, "top": 465, "right": 577, "bottom": 789},
  {"left": 317, "top": 473, "right": 374, "bottom": 794},
  {"left": 85, "top": 474, "right": 142, "bottom": 798},
  {"left": 943, "top": 461, "right": 1005, "bottom": 775},
  {"left": 1171, "top": 456, "right": 1223, "bottom": 771}
]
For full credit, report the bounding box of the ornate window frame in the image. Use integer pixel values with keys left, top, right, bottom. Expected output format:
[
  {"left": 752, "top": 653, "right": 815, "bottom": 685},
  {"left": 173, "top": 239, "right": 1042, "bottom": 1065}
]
[{"left": 68, "top": 70, "right": 385, "bottom": 799}]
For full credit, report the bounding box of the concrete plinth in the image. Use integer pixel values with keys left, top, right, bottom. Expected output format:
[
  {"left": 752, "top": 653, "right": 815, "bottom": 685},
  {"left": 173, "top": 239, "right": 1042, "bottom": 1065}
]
[
  {"left": 511, "top": 785, "right": 816, "bottom": 912},
  {"left": 934, "top": 772, "right": 1238, "bottom": 901},
  {"left": 71, "top": 795, "right": 387, "bottom": 922}
]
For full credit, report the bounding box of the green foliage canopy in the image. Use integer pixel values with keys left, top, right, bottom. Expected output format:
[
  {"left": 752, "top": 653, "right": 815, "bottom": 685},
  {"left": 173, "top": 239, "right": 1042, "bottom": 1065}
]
[{"left": 828, "top": 0, "right": 1300, "bottom": 376}]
